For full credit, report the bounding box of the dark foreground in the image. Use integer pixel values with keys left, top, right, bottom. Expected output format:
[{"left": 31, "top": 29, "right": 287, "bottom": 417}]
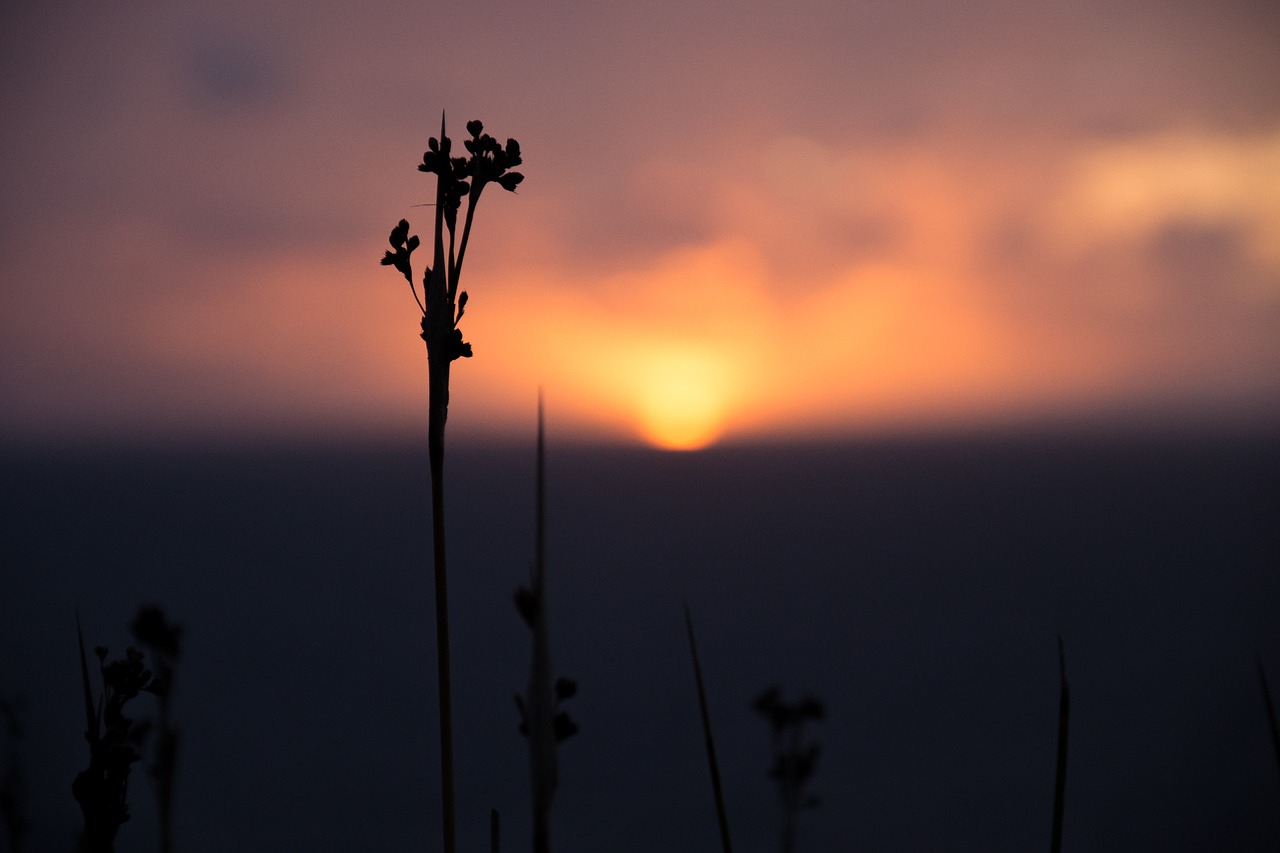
[{"left": 2, "top": 427, "right": 1278, "bottom": 851}]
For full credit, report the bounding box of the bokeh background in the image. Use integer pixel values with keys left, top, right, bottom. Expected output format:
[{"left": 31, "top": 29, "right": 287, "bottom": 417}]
[
  {"left": 2, "top": 1, "right": 1279, "bottom": 851},
  {"left": 2, "top": 0, "right": 1278, "bottom": 448}
]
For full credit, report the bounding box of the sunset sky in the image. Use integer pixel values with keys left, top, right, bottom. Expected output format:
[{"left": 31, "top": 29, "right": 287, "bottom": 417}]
[{"left": 3, "top": 0, "right": 1278, "bottom": 448}]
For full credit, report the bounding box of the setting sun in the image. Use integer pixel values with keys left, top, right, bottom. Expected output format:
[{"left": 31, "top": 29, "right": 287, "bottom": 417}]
[{"left": 633, "top": 349, "right": 733, "bottom": 450}]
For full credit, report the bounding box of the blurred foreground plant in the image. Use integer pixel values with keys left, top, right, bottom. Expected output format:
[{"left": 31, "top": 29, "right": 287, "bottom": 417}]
[
  {"left": 131, "top": 606, "right": 182, "bottom": 853},
  {"left": 1050, "top": 636, "right": 1070, "bottom": 853},
  {"left": 380, "top": 114, "right": 523, "bottom": 853},
  {"left": 513, "top": 396, "right": 577, "bottom": 853},
  {"left": 685, "top": 605, "right": 733, "bottom": 853},
  {"left": 73, "top": 616, "right": 168, "bottom": 853},
  {"left": 754, "top": 687, "right": 824, "bottom": 853},
  {"left": 1, "top": 695, "right": 28, "bottom": 853}
]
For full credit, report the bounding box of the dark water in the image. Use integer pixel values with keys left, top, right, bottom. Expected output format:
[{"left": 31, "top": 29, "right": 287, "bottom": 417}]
[{"left": 2, "top": 430, "right": 1278, "bottom": 851}]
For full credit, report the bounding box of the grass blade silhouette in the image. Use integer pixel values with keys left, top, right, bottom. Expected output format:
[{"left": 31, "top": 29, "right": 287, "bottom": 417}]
[
  {"left": 1051, "top": 636, "right": 1070, "bottom": 853},
  {"left": 514, "top": 394, "right": 577, "bottom": 853},
  {"left": 685, "top": 603, "right": 733, "bottom": 853},
  {"left": 76, "top": 614, "right": 97, "bottom": 752},
  {"left": 1260, "top": 659, "right": 1280, "bottom": 788}
]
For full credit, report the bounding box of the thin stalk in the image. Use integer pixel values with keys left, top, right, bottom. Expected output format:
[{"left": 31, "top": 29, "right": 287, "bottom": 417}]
[
  {"left": 511, "top": 392, "right": 576, "bottom": 853},
  {"left": 446, "top": 215, "right": 458, "bottom": 296},
  {"left": 528, "top": 392, "right": 555, "bottom": 853},
  {"left": 1260, "top": 659, "right": 1280, "bottom": 787},
  {"left": 408, "top": 280, "right": 426, "bottom": 316},
  {"left": 773, "top": 773, "right": 793, "bottom": 850},
  {"left": 684, "top": 603, "right": 733, "bottom": 853},
  {"left": 451, "top": 189, "right": 482, "bottom": 297},
  {"left": 1051, "top": 636, "right": 1070, "bottom": 853},
  {"left": 426, "top": 110, "right": 457, "bottom": 853},
  {"left": 427, "top": 354, "right": 455, "bottom": 853},
  {"left": 76, "top": 614, "right": 97, "bottom": 747},
  {"left": 0, "top": 696, "right": 28, "bottom": 853}
]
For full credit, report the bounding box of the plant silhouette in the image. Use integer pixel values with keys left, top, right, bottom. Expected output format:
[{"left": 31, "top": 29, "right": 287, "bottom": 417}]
[
  {"left": 1258, "top": 660, "right": 1280, "bottom": 801},
  {"left": 1, "top": 695, "right": 28, "bottom": 853},
  {"left": 685, "top": 604, "right": 733, "bottom": 853},
  {"left": 131, "top": 606, "right": 182, "bottom": 853},
  {"left": 73, "top": 616, "right": 168, "bottom": 853},
  {"left": 380, "top": 114, "right": 523, "bottom": 853},
  {"left": 513, "top": 395, "right": 578, "bottom": 853},
  {"left": 754, "top": 687, "right": 824, "bottom": 853},
  {"left": 1050, "top": 636, "right": 1070, "bottom": 853}
]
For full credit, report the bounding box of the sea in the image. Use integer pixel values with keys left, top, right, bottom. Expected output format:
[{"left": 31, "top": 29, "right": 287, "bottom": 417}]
[{"left": 2, "top": 426, "right": 1278, "bottom": 851}]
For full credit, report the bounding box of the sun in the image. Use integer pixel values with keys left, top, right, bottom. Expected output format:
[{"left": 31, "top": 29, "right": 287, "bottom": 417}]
[{"left": 633, "top": 350, "right": 733, "bottom": 450}]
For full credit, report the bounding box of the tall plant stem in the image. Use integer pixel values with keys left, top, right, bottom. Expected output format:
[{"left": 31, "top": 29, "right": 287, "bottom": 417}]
[
  {"left": 428, "top": 351, "right": 456, "bottom": 853},
  {"left": 685, "top": 603, "right": 733, "bottom": 853},
  {"left": 1260, "top": 659, "right": 1280, "bottom": 787},
  {"left": 424, "top": 109, "right": 459, "bottom": 853},
  {"left": 529, "top": 391, "right": 554, "bottom": 853},
  {"left": 1051, "top": 636, "right": 1070, "bottom": 853},
  {"left": 383, "top": 111, "right": 522, "bottom": 853}
]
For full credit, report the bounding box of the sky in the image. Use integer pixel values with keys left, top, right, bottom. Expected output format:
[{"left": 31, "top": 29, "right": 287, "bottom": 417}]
[{"left": 2, "top": 0, "right": 1279, "bottom": 449}]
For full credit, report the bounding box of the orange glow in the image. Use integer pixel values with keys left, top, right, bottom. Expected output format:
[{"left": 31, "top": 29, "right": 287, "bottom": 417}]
[
  {"left": 66, "top": 127, "right": 1279, "bottom": 445},
  {"left": 456, "top": 240, "right": 770, "bottom": 448},
  {"left": 464, "top": 244, "right": 1040, "bottom": 446},
  {"left": 1049, "top": 128, "right": 1280, "bottom": 273},
  {"left": 629, "top": 347, "right": 735, "bottom": 450}
]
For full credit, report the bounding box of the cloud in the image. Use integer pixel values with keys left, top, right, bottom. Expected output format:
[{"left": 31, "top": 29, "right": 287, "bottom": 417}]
[
  {"left": 1046, "top": 128, "right": 1280, "bottom": 277},
  {"left": 186, "top": 37, "right": 287, "bottom": 110}
]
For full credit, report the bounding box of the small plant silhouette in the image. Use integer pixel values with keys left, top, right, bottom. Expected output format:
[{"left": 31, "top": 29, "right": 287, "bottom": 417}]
[
  {"left": 513, "top": 395, "right": 577, "bottom": 853},
  {"left": 754, "top": 687, "right": 824, "bottom": 853},
  {"left": 1259, "top": 659, "right": 1280, "bottom": 795},
  {"left": 1050, "top": 636, "right": 1070, "bottom": 853},
  {"left": 1, "top": 695, "right": 29, "bottom": 853},
  {"left": 379, "top": 114, "right": 523, "bottom": 853},
  {"left": 131, "top": 606, "right": 182, "bottom": 853},
  {"left": 73, "top": 616, "right": 168, "bottom": 853}
]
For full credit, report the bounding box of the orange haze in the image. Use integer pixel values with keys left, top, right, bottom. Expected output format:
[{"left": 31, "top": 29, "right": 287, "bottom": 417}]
[
  {"left": 307, "top": 129, "right": 1280, "bottom": 447},
  {"left": 54, "top": 126, "right": 1272, "bottom": 449}
]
